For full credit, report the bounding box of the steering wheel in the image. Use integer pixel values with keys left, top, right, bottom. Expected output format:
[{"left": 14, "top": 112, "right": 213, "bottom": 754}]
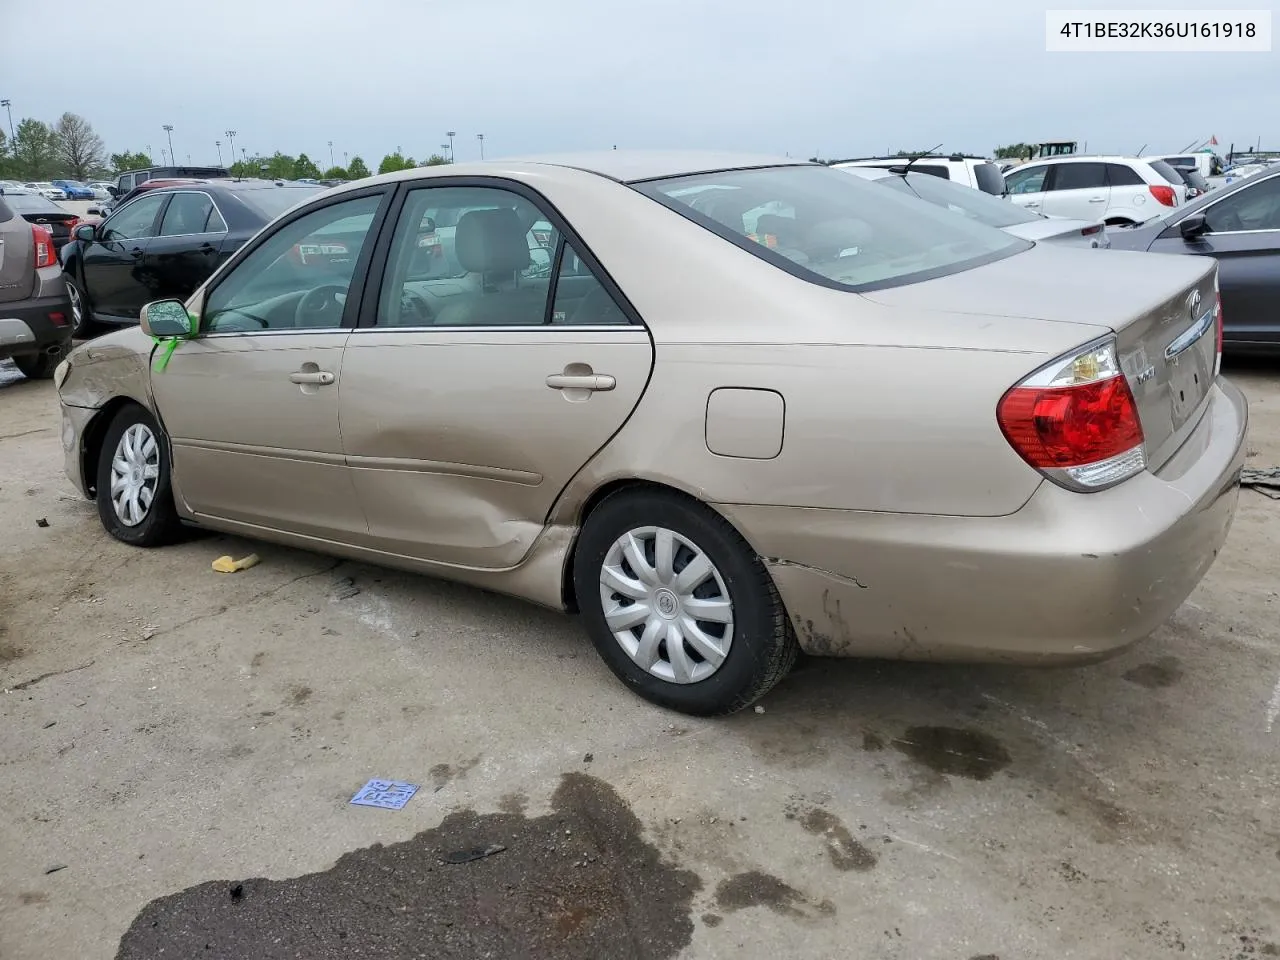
[
  {"left": 399, "top": 288, "right": 435, "bottom": 325},
  {"left": 295, "top": 284, "right": 348, "bottom": 328}
]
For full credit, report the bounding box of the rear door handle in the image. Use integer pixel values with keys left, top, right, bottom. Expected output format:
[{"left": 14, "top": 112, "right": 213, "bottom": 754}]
[
  {"left": 546, "top": 373, "right": 615, "bottom": 392},
  {"left": 1023, "top": 202, "right": 1039, "bottom": 208},
  {"left": 1088, "top": 197, "right": 1106, "bottom": 202},
  {"left": 130, "top": 247, "right": 144, "bottom": 258},
  {"left": 289, "top": 370, "right": 335, "bottom": 385}
]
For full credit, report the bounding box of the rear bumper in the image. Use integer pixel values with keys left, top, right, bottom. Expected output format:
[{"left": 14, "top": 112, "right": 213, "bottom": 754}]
[
  {"left": 0, "top": 291, "right": 75, "bottom": 358},
  {"left": 718, "top": 379, "right": 1248, "bottom": 663}
]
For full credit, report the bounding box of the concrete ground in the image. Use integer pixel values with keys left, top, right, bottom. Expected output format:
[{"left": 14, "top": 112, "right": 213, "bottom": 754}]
[{"left": 1, "top": 358, "right": 1278, "bottom": 960}]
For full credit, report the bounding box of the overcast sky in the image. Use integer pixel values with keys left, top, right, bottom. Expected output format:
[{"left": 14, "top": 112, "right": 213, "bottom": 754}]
[{"left": 2, "top": 0, "right": 1274, "bottom": 167}]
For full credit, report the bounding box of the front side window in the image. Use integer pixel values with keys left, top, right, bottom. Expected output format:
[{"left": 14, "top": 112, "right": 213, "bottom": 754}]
[
  {"left": 159, "top": 192, "right": 222, "bottom": 236},
  {"left": 1005, "top": 165, "right": 1048, "bottom": 194},
  {"left": 202, "top": 194, "right": 382, "bottom": 333},
  {"left": 1204, "top": 175, "right": 1280, "bottom": 232},
  {"left": 101, "top": 194, "right": 167, "bottom": 241},
  {"left": 1048, "top": 163, "right": 1107, "bottom": 191},
  {"left": 635, "top": 165, "right": 1026, "bottom": 291}
]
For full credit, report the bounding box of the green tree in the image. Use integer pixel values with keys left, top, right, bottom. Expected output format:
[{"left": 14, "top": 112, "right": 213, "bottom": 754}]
[
  {"left": 261, "top": 151, "right": 296, "bottom": 180},
  {"left": 0, "top": 128, "right": 10, "bottom": 178},
  {"left": 377, "top": 151, "right": 416, "bottom": 174},
  {"left": 322, "top": 165, "right": 348, "bottom": 179},
  {"left": 994, "top": 142, "right": 1034, "bottom": 159},
  {"left": 55, "top": 112, "right": 106, "bottom": 181},
  {"left": 347, "top": 155, "right": 371, "bottom": 180},
  {"left": 293, "top": 153, "right": 322, "bottom": 180},
  {"left": 422, "top": 153, "right": 450, "bottom": 166},
  {"left": 109, "top": 150, "right": 154, "bottom": 174},
  {"left": 10, "top": 118, "right": 62, "bottom": 180}
]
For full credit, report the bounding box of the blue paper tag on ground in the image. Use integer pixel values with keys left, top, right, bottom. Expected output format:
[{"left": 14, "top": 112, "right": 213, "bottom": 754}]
[{"left": 351, "top": 779, "right": 420, "bottom": 810}]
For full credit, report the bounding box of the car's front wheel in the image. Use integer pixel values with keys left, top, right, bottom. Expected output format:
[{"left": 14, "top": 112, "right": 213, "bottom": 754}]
[
  {"left": 573, "top": 488, "right": 797, "bottom": 716},
  {"left": 95, "top": 405, "right": 185, "bottom": 547},
  {"left": 65, "top": 276, "right": 99, "bottom": 339}
]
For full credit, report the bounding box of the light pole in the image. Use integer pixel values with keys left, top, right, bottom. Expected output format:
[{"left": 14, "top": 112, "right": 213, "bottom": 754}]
[
  {"left": 225, "top": 130, "right": 237, "bottom": 167},
  {"left": 440, "top": 144, "right": 450, "bottom": 163},
  {"left": 162, "top": 124, "right": 175, "bottom": 164},
  {"left": 446, "top": 131, "right": 456, "bottom": 162},
  {"left": 328, "top": 140, "right": 334, "bottom": 170},
  {"left": 476, "top": 133, "right": 485, "bottom": 160},
  {"left": 146, "top": 144, "right": 153, "bottom": 163},
  {"left": 0, "top": 99, "right": 13, "bottom": 143},
  {"left": 215, "top": 140, "right": 222, "bottom": 165}
]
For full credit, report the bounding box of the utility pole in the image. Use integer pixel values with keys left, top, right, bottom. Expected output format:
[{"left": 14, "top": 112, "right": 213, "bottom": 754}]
[
  {"left": 446, "top": 131, "right": 456, "bottom": 162},
  {"left": 163, "top": 125, "right": 175, "bottom": 164},
  {"left": 215, "top": 140, "right": 222, "bottom": 165},
  {"left": 476, "top": 133, "right": 485, "bottom": 160},
  {"left": 0, "top": 99, "right": 13, "bottom": 143},
  {"left": 328, "top": 140, "right": 334, "bottom": 169}
]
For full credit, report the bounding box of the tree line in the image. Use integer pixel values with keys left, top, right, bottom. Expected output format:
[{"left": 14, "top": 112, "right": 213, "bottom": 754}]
[{"left": 0, "top": 110, "right": 452, "bottom": 184}]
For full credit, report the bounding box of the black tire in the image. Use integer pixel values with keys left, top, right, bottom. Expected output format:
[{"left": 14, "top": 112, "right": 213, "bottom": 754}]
[
  {"left": 66, "top": 275, "right": 100, "bottom": 339},
  {"left": 95, "top": 405, "right": 186, "bottom": 547},
  {"left": 573, "top": 488, "right": 797, "bottom": 716},
  {"left": 12, "top": 351, "right": 59, "bottom": 380}
]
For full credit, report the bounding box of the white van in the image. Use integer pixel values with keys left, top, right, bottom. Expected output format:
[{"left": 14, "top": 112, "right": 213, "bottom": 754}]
[{"left": 1154, "top": 153, "right": 1224, "bottom": 179}]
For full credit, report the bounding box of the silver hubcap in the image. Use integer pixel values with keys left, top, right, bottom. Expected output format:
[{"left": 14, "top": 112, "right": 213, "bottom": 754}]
[
  {"left": 66, "top": 282, "right": 82, "bottom": 323},
  {"left": 598, "top": 526, "right": 734, "bottom": 684},
  {"left": 110, "top": 423, "right": 160, "bottom": 526}
]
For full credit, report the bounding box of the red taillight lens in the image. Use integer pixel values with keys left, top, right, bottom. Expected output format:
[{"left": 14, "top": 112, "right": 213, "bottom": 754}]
[
  {"left": 997, "top": 339, "right": 1146, "bottom": 491},
  {"left": 31, "top": 225, "right": 56, "bottom": 268},
  {"left": 1080, "top": 224, "right": 1103, "bottom": 236},
  {"left": 1149, "top": 184, "right": 1176, "bottom": 206}
]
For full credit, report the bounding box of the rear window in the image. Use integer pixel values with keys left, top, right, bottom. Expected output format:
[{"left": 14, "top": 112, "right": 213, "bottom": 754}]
[
  {"left": 877, "top": 172, "right": 1042, "bottom": 228},
  {"left": 1163, "top": 156, "right": 1196, "bottom": 167},
  {"left": 234, "top": 186, "right": 325, "bottom": 220},
  {"left": 1148, "top": 160, "right": 1185, "bottom": 185},
  {"left": 634, "top": 165, "right": 1028, "bottom": 292}
]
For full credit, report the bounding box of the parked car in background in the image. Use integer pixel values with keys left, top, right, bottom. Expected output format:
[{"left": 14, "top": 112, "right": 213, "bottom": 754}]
[
  {"left": 0, "top": 179, "right": 26, "bottom": 194},
  {"left": 1, "top": 188, "right": 83, "bottom": 252},
  {"left": 61, "top": 179, "right": 324, "bottom": 338},
  {"left": 1107, "top": 165, "right": 1280, "bottom": 354},
  {"left": 53, "top": 152, "right": 1245, "bottom": 716},
  {"left": 841, "top": 165, "right": 1109, "bottom": 247},
  {"left": 112, "top": 165, "right": 230, "bottom": 198},
  {"left": 24, "top": 182, "right": 67, "bottom": 201},
  {"left": 91, "top": 178, "right": 212, "bottom": 218},
  {"left": 87, "top": 181, "right": 115, "bottom": 200},
  {"left": 52, "top": 179, "right": 96, "bottom": 200},
  {"left": 1168, "top": 166, "right": 1211, "bottom": 199},
  {"left": 1155, "top": 152, "right": 1225, "bottom": 180},
  {"left": 0, "top": 193, "right": 74, "bottom": 379},
  {"left": 1004, "top": 156, "right": 1186, "bottom": 225},
  {"left": 830, "top": 155, "right": 1007, "bottom": 195}
]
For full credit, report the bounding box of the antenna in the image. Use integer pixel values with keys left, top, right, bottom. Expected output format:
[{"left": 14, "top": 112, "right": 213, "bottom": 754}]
[
  {"left": 894, "top": 142, "right": 945, "bottom": 174},
  {"left": 1136, "top": 143, "right": 1147, "bottom": 156}
]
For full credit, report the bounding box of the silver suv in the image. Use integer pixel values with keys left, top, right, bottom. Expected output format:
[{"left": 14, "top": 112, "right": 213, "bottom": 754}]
[{"left": 0, "top": 194, "right": 74, "bottom": 379}]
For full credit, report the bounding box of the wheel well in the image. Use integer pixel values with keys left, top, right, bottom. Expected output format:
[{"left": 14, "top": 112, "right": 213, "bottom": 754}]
[
  {"left": 80, "top": 398, "right": 143, "bottom": 497},
  {"left": 1104, "top": 217, "right": 1135, "bottom": 226},
  {"left": 559, "top": 478, "right": 701, "bottom": 613}
]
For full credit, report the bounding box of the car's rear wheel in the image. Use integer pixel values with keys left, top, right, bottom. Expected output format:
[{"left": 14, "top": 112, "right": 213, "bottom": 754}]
[
  {"left": 12, "top": 351, "right": 59, "bottom": 380},
  {"left": 574, "top": 488, "right": 797, "bottom": 716},
  {"left": 66, "top": 276, "right": 99, "bottom": 339},
  {"left": 95, "top": 405, "right": 185, "bottom": 547}
]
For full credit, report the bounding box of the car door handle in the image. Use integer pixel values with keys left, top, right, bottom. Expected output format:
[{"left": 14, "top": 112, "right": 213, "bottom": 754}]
[
  {"left": 1023, "top": 202, "right": 1039, "bottom": 208},
  {"left": 1088, "top": 197, "right": 1106, "bottom": 202},
  {"left": 289, "top": 370, "right": 335, "bottom": 385},
  {"left": 131, "top": 247, "right": 145, "bottom": 258},
  {"left": 546, "top": 373, "right": 615, "bottom": 392}
]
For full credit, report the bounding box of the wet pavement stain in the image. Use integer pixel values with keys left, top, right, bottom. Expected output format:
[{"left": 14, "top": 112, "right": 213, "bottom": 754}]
[
  {"left": 115, "top": 773, "right": 700, "bottom": 960},
  {"left": 714, "top": 870, "right": 835, "bottom": 920},
  {"left": 891, "top": 726, "right": 1011, "bottom": 781},
  {"left": 1123, "top": 655, "right": 1184, "bottom": 689},
  {"left": 785, "top": 803, "right": 877, "bottom": 872},
  {"left": 430, "top": 755, "right": 481, "bottom": 791},
  {"left": 285, "top": 684, "right": 312, "bottom": 707}
]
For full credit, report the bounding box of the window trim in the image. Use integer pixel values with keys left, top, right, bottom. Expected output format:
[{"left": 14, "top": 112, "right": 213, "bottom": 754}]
[
  {"left": 355, "top": 175, "right": 645, "bottom": 332},
  {"left": 196, "top": 184, "right": 395, "bottom": 337},
  {"left": 155, "top": 190, "right": 230, "bottom": 239}
]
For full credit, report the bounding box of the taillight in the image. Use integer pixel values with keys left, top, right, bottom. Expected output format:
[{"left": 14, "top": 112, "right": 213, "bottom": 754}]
[
  {"left": 1149, "top": 184, "right": 1176, "bottom": 207},
  {"left": 32, "top": 225, "right": 56, "bottom": 268},
  {"left": 996, "top": 338, "right": 1146, "bottom": 491},
  {"left": 1080, "top": 224, "right": 1103, "bottom": 236}
]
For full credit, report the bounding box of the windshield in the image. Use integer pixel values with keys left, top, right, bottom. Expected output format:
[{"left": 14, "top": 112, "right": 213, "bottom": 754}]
[
  {"left": 634, "top": 165, "right": 1027, "bottom": 291},
  {"left": 235, "top": 186, "right": 325, "bottom": 220},
  {"left": 875, "top": 172, "right": 1043, "bottom": 228}
]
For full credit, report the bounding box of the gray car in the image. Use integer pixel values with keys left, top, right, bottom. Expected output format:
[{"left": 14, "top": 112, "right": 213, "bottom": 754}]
[{"left": 0, "top": 193, "right": 75, "bottom": 379}]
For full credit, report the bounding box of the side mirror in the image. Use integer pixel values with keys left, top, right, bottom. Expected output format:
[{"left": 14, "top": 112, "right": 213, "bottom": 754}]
[
  {"left": 106, "top": 186, "right": 120, "bottom": 197},
  {"left": 86, "top": 206, "right": 100, "bottom": 216},
  {"left": 140, "top": 299, "right": 196, "bottom": 339},
  {"left": 1179, "top": 214, "right": 1208, "bottom": 240},
  {"left": 74, "top": 223, "right": 98, "bottom": 242}
]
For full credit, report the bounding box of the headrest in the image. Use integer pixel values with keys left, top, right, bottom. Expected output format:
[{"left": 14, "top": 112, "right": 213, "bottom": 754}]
[{"left": 455, "top": 208, "right": 530, "bottom": 274}]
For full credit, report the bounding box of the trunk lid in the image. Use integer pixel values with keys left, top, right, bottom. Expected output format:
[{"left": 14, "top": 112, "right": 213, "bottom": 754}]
[
  {"left": 0, "top": 209, "right": 35, "bottom": 303},
  {"left": 862, "top": 244, "right": 1219, "bottom": 471}
]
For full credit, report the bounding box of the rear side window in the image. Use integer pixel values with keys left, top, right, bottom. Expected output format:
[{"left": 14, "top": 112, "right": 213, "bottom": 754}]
[
  {"left": 1148, "top": 160, "right": 1185, "bottom": 185},
  {"left": 1106, "top": 164, "right": 1146, "bottom": 186},
  {"left": 1048, "top": 163, "right": 1107, "bottom": 191},
  {"left": 159, "top": 193, "right": 219, "bottom": 236}
]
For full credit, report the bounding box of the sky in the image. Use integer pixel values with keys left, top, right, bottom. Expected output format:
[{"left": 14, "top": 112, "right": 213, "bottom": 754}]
[{"left": 1, "top": 0, "right": 1275, "bottom": 168}]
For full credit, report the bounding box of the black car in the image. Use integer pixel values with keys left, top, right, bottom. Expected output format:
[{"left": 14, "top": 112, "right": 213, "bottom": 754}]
[
  {"left": 61, "top": 180, "right": 323, "bottom": 338},
  {"left": 1107, "top": 166, "right": 1280, "bottom": 354},
  {"left": 0, "top": 188, "right": 83, "bottom": 252}
]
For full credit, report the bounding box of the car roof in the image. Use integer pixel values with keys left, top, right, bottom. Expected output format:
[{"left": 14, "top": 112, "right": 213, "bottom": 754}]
[
  {"left": 1020, "top": 155, "right": 1157, "bottom": 165},
  {"left": 327, "top": 150, "right": 805, "bottom": 193}
]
